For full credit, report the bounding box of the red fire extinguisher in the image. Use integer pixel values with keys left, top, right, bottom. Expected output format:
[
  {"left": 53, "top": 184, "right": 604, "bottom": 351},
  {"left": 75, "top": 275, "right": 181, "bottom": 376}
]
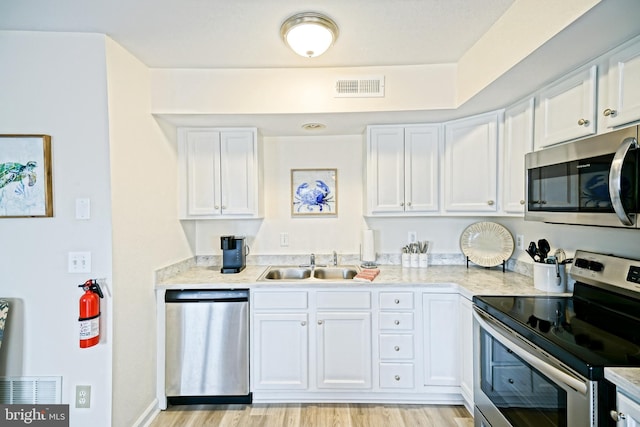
[{"left": 78, "top": 279, "right": 104, "bottom": 348}]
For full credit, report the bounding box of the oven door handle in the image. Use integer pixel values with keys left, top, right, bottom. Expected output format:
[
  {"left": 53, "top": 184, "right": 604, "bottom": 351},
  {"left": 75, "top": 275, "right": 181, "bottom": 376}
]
[
  {"left": 609, "top": 136, "right": 638, "bottom": 226},
  {"left": 473, "top": 307, "right": 588, "bottom": 395}
]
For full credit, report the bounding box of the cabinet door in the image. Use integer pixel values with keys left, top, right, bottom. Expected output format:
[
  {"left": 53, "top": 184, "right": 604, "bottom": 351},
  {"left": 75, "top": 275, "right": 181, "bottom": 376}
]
[
  {"left": 617, "top": 392, "right": 640, "bottom": 426},
  {"left": 444, "top": 112, "right": 499, "bottom": 212},
  {"left": 219, "top": 130, "right": 258, "bottom": 216},
  {"left": 423, "top": 293, "right": 459, "bottom": 386},
  {"left": 536, "top": 65, "right": 597, "bottom": 148},
  {"left": 253, "top": 312, "right": 308, "bottom": 390},
  {"left": 366, "top": 126, "right": 405, "bottom": 214},
  {"left": 404, "top": 126, "right": 440, "bottom": 213},
  {"left": 316, "top": 312, "right": 372, "bottom": 389},
  {"left": 503, "top": 98, "right": 534, "bottom": 214},
  {"left": 181, "top": 129, "right": 222, "bottom": 217},
  {"left": 604, "top": 39, "right": 640, "bottom": 128}
]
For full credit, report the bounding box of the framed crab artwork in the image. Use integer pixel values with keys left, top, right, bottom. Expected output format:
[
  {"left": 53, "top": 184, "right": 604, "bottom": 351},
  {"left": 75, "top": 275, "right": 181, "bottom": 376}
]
[
  {"left": 291, "top": 168, "right": 337, "bottom": 216},
  {"left": 0, "top": 135, "right": 53, "bottom": 218}
]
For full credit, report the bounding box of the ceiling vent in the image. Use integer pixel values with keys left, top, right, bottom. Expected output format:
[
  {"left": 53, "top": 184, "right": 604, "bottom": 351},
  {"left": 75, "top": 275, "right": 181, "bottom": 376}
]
[{"left": 335, "top": 76, "right": 385, "bottom": 98}]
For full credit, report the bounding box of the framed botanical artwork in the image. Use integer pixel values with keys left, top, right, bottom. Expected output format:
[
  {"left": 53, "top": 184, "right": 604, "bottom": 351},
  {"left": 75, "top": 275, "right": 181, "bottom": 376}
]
[
  {"left": 0, "top": 135, "right": 53, "bottom": 218},
  {"left": 291, "top": 168, "right": 337, "bottom": 216}
]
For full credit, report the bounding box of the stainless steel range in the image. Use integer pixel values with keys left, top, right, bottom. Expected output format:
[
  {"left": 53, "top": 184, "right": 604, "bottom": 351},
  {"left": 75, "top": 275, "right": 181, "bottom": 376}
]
[{"left": 473, "top": 250, "right": 640, "bottom": 427}]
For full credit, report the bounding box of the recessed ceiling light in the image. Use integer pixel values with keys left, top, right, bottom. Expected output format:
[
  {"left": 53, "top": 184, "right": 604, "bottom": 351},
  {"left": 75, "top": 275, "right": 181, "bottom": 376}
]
[{"left": 281, "top": 12, "right": 339, "bottom": 58}]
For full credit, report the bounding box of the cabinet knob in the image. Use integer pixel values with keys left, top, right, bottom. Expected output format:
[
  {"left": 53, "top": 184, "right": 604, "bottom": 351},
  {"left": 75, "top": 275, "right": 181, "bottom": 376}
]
[
  {"left": 603, "top": 108, "right": 617, "bottom": 117},
  {"left": 400, "top": 202, "right": 404, "bottom": 207},
  {"left": 214, "top": 205, "right": 220, "bottom": 209},
  {"left": 394, "top": 320, "right": 400, "bottom": 325},
  {"left": 317, "top": 320, "right": 323, "bottom": 325},
  {"left": 610, "top": 410, "right": 626, "bottom": 422},
  {"left": 520, "top": 200, "right": 525, "bottom": 205},
  {"left": 394, "top": 346, "right": 400, "bottom": 351},
  {"left": 407, "top": 201, "right": 412, "bottom": 207},
  {"left": 577, "top": 118, "right": 589, "bottom": 126},
  {"left": 508, "top": 378, "right": 514, "bottom": 384},
  {"left": 394, "top": 299, "right": 400, "bottom": 304},
  {"left": 394, "top": 375, "right": 401, "bottom": 381},
  {"left": 221, "top": 205, "right": 226, "bottom": 210},
  {"left": 300, "top": 321, "right": 306, "bottom": 326},
  {"left": 487, "top": 200, "right": 495, "bottom": 206}
]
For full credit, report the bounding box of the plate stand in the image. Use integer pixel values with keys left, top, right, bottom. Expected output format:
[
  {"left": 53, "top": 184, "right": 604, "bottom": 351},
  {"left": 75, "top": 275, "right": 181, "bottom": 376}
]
[{"left": 466, "top": 256, "right": 506, "bottom": 273}]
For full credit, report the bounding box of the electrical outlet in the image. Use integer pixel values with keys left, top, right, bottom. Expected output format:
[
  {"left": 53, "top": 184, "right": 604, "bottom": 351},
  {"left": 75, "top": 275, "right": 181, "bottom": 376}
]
[
  {"left": 516, "top": 235, "right": 524, "bottom": 251},
  {"left": 76, "top": 385, "right": 91, "bottom": 409},
  {"left": 408, "top": 231, "right": 417, "bottom": 244}
]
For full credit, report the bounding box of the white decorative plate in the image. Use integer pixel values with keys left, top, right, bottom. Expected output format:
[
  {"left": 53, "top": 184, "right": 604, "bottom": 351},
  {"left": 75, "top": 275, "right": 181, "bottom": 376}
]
[{"left": 460, "top": 222, "right": 514, "bottom": 267}]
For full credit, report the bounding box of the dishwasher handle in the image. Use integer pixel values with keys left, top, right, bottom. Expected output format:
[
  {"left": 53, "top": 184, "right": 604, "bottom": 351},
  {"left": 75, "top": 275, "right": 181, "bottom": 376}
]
[{"left": 165, "top": 289, "right": 249, "bottom": 303}]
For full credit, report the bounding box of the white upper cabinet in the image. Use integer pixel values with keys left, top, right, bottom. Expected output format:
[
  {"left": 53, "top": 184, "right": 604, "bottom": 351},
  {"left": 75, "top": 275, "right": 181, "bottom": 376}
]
[
  {"left": 503, "top": 98, "right": 534, "bottom": 214},
  {"left": 535, "top": 65, "right": 597, "bottom": 149},
  {"left": 178, "top": 127, "right": 262, "bottom": 219},
  {"left": 366, "top": 125, "right": 440, "bottom": 216},
  {"left": 602, "top": 37, "right": 640, "bottom": 129},
  {"left": 444, "top": 112, "right": 500, "bottom": 213}
]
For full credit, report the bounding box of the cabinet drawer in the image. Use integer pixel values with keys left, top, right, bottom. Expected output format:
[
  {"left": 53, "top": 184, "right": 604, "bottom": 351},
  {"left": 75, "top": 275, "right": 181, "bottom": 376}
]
[
  {"left": 492, "top": 365, "right": 532, "bottom": 393},
  {"left": 253, "top": 291, "right": 307, "bottom": 309},
  {"left": 379, "top": 363, "right": 415, "bottom": 389},
  {"left": 317, "top": 291, "right": 371, "bottom": 309},
  {"left": 379, "top": 312, "right": 414, "bottom": 330},
  {"left": 379, "top": 334, "right": 414, "bottom": 359},
  {"left": 380, "top": 292, "right": 414, "bottom": 309}
]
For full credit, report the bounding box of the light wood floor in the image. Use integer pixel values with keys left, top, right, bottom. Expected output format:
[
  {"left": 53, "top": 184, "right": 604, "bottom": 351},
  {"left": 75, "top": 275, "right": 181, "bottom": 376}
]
[{"left": 150, "top": 403, "right": 473, "bottom": 427}]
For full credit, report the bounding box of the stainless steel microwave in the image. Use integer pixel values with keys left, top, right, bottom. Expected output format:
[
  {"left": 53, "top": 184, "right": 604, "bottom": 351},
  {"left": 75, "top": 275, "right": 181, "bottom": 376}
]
[{"left": 525, "top": 125, "right": 639, "bottom": 228}]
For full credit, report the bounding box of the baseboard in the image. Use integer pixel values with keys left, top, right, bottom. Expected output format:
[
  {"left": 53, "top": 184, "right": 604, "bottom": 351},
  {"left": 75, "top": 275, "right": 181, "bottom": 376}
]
[{"left": 132, "top": 398, "right": 160, "bottom": 427}]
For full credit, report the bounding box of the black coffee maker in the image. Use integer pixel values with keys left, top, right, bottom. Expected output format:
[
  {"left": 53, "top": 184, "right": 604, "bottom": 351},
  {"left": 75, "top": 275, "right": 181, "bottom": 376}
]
[{"left": 220, "top": 235, "right": 248, "bottom": 274}]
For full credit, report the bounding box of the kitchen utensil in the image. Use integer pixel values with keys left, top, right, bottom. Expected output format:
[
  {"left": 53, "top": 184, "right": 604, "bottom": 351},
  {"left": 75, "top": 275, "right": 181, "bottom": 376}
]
[
  {"left": 526, "top": 242, "right": 539, "bottom": 262},
  {"left": 537, "top": 239, "right": 550, "bottom": 262}
]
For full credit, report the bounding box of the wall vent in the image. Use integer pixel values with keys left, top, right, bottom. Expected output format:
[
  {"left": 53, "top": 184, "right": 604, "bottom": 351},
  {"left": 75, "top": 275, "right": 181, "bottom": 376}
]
[
  {"left": 0, "top": 376, "right": 62, "bottom": 404},
  {"left": 335, "top": 76, "right": 385, "bottom": 98}
]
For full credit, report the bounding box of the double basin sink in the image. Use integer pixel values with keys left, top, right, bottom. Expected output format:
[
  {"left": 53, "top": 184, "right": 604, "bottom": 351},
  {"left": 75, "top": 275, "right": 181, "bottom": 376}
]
[{"left": 258, "top": 265, "right": 360, "bottom": 282}]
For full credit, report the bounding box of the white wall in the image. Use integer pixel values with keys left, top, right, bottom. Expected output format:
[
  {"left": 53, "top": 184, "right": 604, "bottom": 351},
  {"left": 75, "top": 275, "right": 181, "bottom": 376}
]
[
  {"left": 0, "top": 31, "right": 113, "bottom": 426},
  {"left": 105, "top": 38, "right": 193, "bottom": 427}
]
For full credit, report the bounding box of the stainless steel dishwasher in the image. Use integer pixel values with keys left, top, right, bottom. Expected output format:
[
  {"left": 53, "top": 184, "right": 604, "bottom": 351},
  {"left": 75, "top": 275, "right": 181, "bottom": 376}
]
[{"left": 165, "top": 289, "right": 251, "bottom": 404}]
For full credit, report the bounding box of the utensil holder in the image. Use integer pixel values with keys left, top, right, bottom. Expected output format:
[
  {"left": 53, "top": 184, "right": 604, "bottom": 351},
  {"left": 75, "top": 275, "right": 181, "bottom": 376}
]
[
  {"left": 410, "top": 253, "right": 419, "bottom": 268},
  {"left": 401, "top": 253, "right": 411, "bottom": 268},
  {"left": 419, "top": 253, "right": 429, "bottom": 268},
  {"left": 533, "top": 263, "right": 566, "bottom": 293}
]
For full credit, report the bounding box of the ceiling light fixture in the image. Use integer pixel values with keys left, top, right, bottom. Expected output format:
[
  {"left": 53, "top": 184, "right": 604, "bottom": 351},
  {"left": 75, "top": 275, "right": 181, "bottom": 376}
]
[{"left": 280, "top": 12, "right": 339, "bottom": 58}]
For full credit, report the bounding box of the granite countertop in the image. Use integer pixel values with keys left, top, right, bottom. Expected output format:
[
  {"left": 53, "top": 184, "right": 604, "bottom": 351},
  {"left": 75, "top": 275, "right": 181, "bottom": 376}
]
[
  {"left": 606, "top": 368, "right": 640, "bottom": 401},
  {"left": 156, "top": 264, "right": 552, "bottom": 298}
]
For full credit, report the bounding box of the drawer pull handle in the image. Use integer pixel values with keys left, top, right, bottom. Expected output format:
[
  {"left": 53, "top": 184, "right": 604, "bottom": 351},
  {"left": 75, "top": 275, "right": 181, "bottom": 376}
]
[
  {"left": 394, "top": 375, "right": 400, "bottom": 381},
  {"left": 394, "top": 320, "right": 400, "bottom": 325},
  {"left": 394, "top": 299, "right": 400, "bottom": 304},
  {"left": 394, "top": 346, "right": 400, "bottom": 351}
]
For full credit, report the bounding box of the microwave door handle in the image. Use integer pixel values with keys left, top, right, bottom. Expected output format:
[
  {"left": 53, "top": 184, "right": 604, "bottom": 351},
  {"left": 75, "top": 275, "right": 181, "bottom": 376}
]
[
  {"left": 473, "top": 307, "right": 588, "bottom": 394},
  {"left": 609, "top": 137, "right": 638, "bottom": 226}
]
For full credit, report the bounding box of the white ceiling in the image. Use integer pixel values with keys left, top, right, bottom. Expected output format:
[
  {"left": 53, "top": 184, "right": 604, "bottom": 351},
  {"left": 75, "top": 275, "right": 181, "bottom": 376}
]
[
  {"left": 2, "top": 0, "right": 640, "bottom": 135},
  {"left": 0, "top": 0, "right": 516, "bottom": 69}
]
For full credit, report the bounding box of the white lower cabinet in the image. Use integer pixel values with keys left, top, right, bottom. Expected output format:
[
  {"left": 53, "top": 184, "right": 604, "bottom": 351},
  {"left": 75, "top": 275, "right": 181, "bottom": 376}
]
[
  {"left": 251, "top": 287, "right": 463, "bottom": 404},
  {"left": 316, "top": 311, "right": 372, "bottom": 389},
  {"left": 615, "top": 391, "right": 640, "bottom": 426},
  {"left": 422, "top": 292, "right": 459, "bottom": 387}
]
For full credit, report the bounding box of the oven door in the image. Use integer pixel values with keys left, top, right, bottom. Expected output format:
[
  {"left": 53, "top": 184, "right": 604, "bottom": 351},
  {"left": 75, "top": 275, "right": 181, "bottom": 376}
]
[{"left": 473, "top": 307, "right": 595, "bottom": 427}]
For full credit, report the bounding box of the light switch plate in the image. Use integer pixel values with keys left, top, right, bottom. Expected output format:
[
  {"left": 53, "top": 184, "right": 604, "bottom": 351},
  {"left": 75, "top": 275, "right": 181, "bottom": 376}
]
[
  {"left": 75, "top": 198, "right": 91, "bottom": 220},
  {"left": 68, "top": 252, "right": 91, "bottom": 273}
]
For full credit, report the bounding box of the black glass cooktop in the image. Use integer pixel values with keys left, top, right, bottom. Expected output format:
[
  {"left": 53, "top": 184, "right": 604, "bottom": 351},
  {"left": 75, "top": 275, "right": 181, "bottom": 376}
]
[{"left": 474, "top": 285, "right": 640, "bottom": 380}]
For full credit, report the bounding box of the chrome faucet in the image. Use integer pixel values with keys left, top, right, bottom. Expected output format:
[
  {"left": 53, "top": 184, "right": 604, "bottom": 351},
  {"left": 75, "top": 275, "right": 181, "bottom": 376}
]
[
  {"left": 310, "top": 253, "right": 315, "bottom": 268},
  {"left": 332, "top": 251, "right": 338, "bottom": 266}
]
